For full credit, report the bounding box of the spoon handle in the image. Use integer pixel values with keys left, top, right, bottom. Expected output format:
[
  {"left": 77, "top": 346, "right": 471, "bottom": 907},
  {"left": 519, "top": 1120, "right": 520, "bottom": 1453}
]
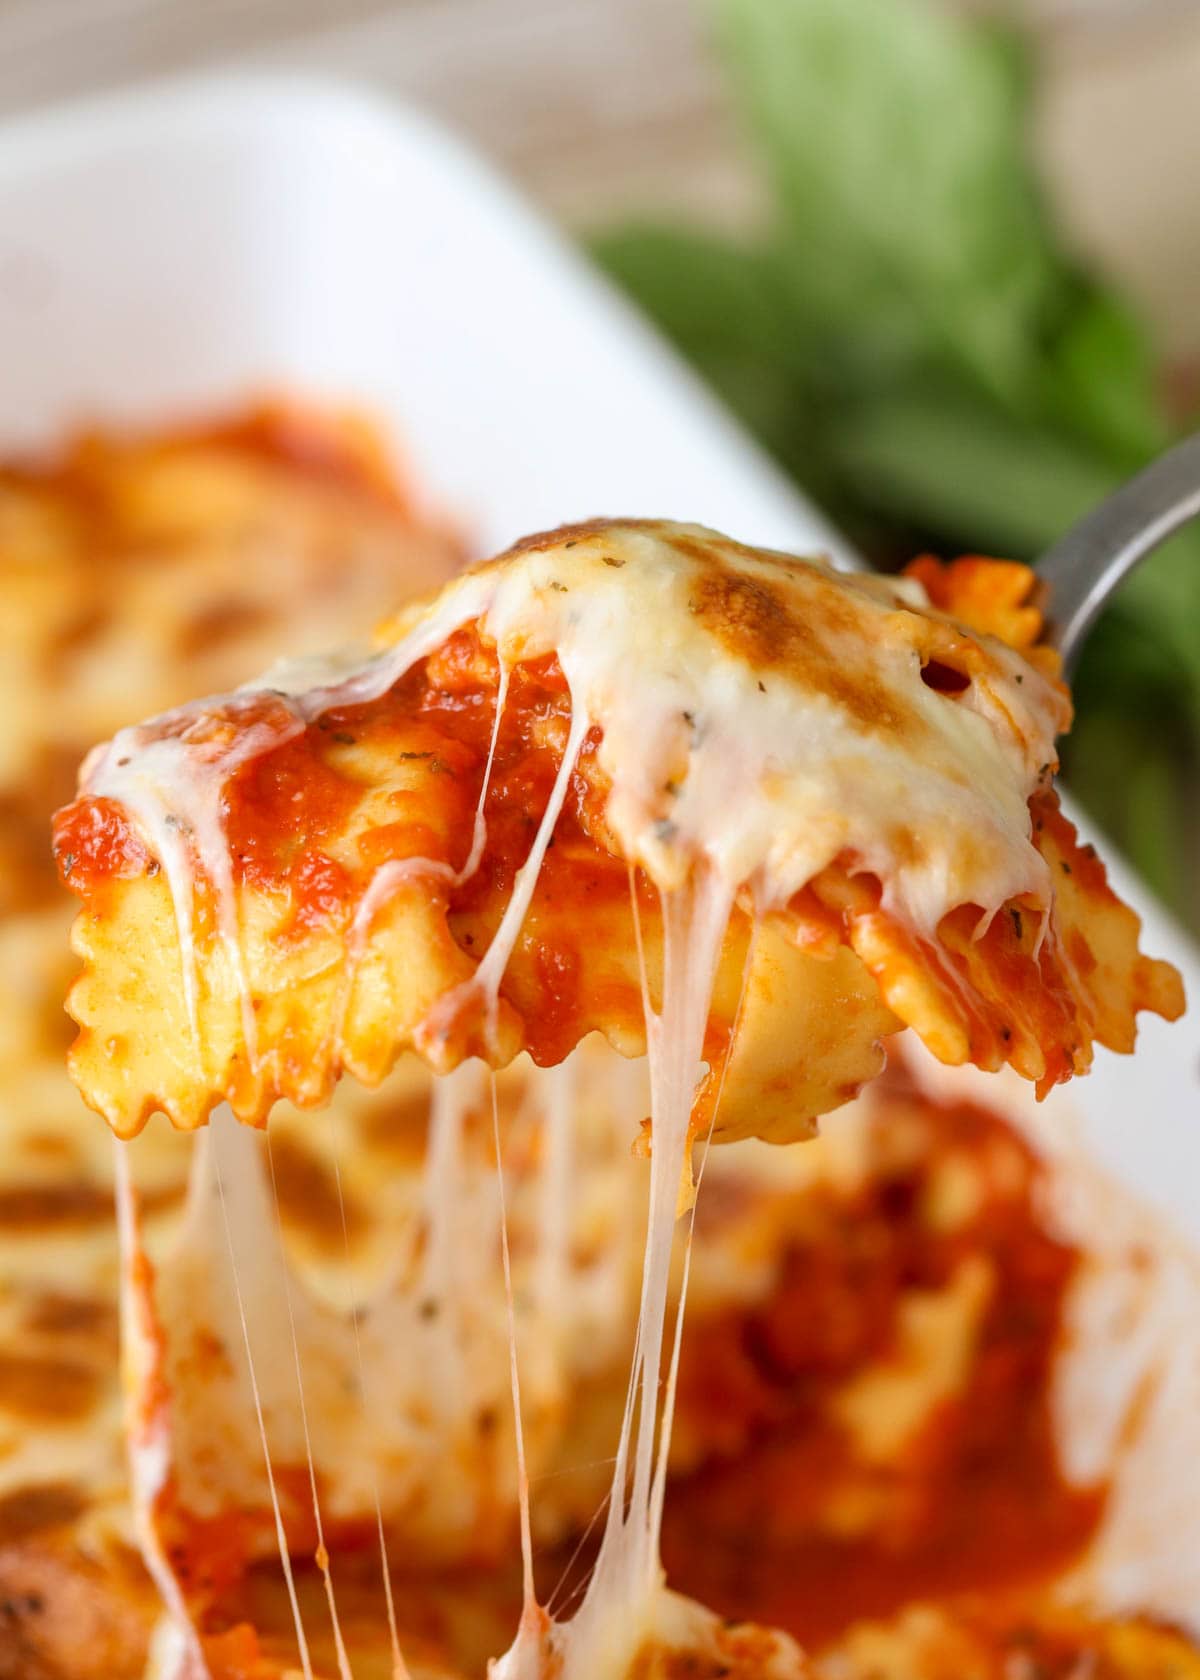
[{"left": 1038, "top": 430, "right": 1200, "bottom": 675}]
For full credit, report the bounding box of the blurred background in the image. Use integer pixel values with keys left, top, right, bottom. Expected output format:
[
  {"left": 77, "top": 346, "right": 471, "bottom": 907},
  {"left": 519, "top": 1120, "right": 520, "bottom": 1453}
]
[{"left": 1, "top": 0, "right": 1197, "bottom": 930}]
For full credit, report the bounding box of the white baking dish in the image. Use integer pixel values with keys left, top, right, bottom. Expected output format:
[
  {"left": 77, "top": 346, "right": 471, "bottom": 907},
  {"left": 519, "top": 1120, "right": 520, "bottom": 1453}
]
[{"left": 1, "top": 69, "right": 1197, "bottom": 1625}]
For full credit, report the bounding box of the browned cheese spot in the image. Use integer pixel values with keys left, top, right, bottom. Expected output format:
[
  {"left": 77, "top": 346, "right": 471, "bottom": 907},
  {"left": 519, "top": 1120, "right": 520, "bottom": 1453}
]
[{"left": 682, "top": 547, "right": 914, "bottom": 739}]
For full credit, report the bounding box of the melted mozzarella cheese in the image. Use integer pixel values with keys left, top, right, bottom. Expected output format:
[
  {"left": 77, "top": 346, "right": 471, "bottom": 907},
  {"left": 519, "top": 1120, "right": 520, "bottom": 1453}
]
[
  {"left": 84, "top": 522, "right": 1066, "bottom": 983},
  {"left": 501, "top": 869, "right": 737, "bottom": 1680},
  {"left": 111, "top": 1048, "right": 649, "bottom": 1679}
]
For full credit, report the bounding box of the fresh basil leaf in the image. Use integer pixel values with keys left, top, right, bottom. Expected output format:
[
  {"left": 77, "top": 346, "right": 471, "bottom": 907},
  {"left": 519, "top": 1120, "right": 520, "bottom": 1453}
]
[
  {"left": 711, "top": 0, "right": 1064, "bottom": 404},
  {"left": 1039, "top": 285, "right": 1169, "bottom": 461},
  {"left": 823, "top": 382, "right": 1120, "bottom": 554},
  {"left": 591, "top": 225, "right": 799, "bottom": 362},
  {"left": 589, "top": 225, "right": 852, "bottom": 506}
]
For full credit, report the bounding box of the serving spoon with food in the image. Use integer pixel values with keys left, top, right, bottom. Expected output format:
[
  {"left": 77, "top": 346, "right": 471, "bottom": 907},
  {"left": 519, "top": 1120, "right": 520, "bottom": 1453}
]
[{"left": 1039, "top": 431, "right": 1200, "bottom": 674}]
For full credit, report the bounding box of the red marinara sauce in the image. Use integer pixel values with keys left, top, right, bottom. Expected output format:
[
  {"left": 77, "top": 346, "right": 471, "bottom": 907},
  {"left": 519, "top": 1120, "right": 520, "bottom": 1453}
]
[{"left": 660, "top": 1076, "right": 1105, "bottom": 1646}]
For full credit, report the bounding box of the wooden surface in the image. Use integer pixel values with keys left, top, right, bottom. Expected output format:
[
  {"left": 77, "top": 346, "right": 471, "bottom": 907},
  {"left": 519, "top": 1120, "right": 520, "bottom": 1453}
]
[
  {"left": 0, "top": 0, "right": 1199, "bottom": 348},
  {"left": 0, "top": 0, "right": 749, "bottom": 225}
]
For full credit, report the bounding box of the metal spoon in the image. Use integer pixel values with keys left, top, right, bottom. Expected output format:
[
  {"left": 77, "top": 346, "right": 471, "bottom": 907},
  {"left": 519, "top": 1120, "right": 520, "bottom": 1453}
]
[{"left": 1039, "top": 431, "right": 1200, "bottom": 676}]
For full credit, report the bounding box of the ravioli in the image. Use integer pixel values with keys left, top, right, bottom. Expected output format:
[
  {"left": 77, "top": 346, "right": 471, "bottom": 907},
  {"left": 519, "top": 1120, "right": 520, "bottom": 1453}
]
[{"left": 55, "top": 521, "right": 1182, "bottom": 1143}]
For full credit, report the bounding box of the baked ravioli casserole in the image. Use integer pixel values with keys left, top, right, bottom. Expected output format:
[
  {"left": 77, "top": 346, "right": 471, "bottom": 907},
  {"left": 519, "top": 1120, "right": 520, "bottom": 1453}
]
[{"left": 1, "top": 407, "right": 1193, "bottom": 1680}]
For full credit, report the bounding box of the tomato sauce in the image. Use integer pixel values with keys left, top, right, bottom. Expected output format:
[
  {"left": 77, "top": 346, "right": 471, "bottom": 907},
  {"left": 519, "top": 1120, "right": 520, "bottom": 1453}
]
[
  {"left": 56, "top": 625, "right": 646, "bottom": 1066},
  {"left": 660, "top": 1077, "right": 1105, "bottom": 1646},
  {"left": 54, "top": 795, "right": 151, "bottom": 888}
]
